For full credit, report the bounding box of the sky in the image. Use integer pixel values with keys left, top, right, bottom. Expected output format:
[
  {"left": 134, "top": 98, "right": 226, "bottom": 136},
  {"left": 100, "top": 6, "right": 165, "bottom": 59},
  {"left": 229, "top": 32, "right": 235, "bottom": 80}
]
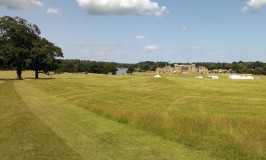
[{"left": 1, "top": 0, "right": 266, "bottom": 63}]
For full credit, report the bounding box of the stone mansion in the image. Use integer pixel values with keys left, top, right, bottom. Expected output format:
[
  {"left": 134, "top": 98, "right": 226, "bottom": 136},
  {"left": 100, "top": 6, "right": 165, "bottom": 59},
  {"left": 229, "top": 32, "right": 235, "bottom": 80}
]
[{"left": 156, "top": 64, "right": 208, "bottom": 74}]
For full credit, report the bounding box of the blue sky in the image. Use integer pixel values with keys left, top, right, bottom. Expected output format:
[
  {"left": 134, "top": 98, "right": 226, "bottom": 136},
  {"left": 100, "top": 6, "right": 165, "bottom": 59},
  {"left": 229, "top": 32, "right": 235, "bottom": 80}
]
[{"left": 1, "top": 0, "right": 266, "bottom": 63}]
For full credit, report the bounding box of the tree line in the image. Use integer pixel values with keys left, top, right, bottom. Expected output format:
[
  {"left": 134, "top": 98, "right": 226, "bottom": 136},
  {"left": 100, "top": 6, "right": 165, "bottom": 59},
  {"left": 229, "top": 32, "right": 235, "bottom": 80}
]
[
  {"left": 56, "top": 59, "right": 119, "bottom": 74},
  {"left": 194, "top": 61, "right": 266, "bottom": 75},
  {"left": 51, "top": 60, "right": 169, "bottom": 75}
]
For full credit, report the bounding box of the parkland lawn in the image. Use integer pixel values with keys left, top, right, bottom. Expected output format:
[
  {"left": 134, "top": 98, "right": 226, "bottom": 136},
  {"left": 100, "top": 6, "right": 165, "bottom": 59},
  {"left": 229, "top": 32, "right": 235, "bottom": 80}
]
[{"left": 0, "top": 71, "right": 265, "bottom": 160}]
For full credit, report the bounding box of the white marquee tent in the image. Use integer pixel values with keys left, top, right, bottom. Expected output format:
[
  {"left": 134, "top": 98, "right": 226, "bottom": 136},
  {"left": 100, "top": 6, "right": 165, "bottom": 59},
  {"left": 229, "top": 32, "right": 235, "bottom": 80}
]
[{"left": 228, "top": 75, "right": 254, "bottom": 80}]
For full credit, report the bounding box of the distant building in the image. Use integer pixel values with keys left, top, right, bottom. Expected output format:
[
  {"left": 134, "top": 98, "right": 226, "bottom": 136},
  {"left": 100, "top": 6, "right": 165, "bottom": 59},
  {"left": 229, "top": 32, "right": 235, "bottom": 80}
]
[
  {"left": 156, "top": 64, "right": 208, "bottom": 74},
  {"left": 210, "top": 69, "right": 230, "bottom": 74}
]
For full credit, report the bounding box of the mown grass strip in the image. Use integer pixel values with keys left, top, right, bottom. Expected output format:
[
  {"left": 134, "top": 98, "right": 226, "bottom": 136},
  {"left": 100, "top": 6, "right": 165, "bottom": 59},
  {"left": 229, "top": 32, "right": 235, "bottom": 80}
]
[
  {"left": 13, "top": 80, "right": 216, "bottom": 160},
  {"left": 0, "top": 81, "right": 81, "bottom": 160}
]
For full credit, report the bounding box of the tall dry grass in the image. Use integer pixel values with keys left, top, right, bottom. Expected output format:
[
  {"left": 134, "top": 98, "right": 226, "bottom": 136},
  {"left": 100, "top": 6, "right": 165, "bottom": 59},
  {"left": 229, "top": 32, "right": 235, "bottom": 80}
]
[{"left": 83, "top": 104, "right": 266, "bottom": 159}]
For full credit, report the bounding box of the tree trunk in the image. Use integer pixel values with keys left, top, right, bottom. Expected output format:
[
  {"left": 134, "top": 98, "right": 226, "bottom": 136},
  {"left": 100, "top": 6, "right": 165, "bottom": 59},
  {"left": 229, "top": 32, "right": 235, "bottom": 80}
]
[
  {"left": 17, "top": 68, "right": 23, "bottom": 80},
  {"left": 35, "top": 69, "right": 39, "bottom": 79}
]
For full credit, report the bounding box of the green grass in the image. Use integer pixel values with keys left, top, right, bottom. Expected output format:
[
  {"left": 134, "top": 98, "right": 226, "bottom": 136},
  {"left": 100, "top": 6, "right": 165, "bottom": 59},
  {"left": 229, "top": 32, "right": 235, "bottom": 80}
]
[
  {"left": 0, "top": 71, "right": 215, "bottom": 160},
  {"left": 1, "top": 71, "right": 266, "bottom": 159},
  {"left": 0, "top": 81, "right": 81, "bottom": 159}
]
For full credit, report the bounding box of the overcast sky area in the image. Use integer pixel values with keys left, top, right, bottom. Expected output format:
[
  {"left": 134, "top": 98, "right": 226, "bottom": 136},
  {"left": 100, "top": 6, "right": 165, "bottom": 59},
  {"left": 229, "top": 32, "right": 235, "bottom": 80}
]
[{"left": 1, "top": 0, "right": 266, "bottom": 63}]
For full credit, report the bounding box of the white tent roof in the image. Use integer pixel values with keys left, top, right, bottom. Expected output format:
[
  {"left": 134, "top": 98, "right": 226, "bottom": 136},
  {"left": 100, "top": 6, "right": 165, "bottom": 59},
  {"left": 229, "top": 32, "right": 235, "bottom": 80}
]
[
  {"left": 207, "top": 76, "right": 219, "bottom": 79},
  {"left": 154, "top": 74, "right": 161, "bottom": 78},
  {"left": 229, "top": 75, "right": 254, "bottom": 80},
  {"left": 195, "top": 76, "right": 204, "bottom": 79}
]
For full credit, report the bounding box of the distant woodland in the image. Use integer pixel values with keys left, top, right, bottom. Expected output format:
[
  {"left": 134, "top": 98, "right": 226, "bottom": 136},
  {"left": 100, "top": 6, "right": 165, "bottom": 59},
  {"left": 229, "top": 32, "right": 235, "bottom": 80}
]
[
  {"left": 48, "top": 60, "right": 266, "bottom": 75},
  {"left": 1, "top": 57, "right": 266, "bottom": 75},
  {"left": 3, "top": 60, "right": 265, "bottom": 75}
]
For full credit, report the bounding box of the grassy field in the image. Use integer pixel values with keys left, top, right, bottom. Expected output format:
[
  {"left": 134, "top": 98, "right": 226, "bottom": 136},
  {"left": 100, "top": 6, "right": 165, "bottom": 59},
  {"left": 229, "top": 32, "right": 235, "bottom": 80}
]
[{"left": 0, "top": 71, "right": 265, "bottom": 159}]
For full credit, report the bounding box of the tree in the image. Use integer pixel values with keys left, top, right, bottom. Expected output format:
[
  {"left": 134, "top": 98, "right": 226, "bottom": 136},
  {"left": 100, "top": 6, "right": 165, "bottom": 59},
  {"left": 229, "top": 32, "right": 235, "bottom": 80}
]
[
  {"left": 253, "top": 61, "right": 264, "bottom": 68},
  {"left": 156, "top": 61, "right": 169, "bottom": 68},
  {"left": 102, "top": 63, "right": 117, "bottom": 75},
  {"left": 77, "top": 61, "right": 87, "bottom": 72},
  {"left": 0, "top": 16, "right": 40, "bottom": 79},
  {"left": 0, "top": 57, "right": 3, "bottom": 69},
  {"left": 263, "top": 65, "right": 266, "bottom": 75},
  {"left": 61, "top": 60, "right": 77, "bottom": 73},
  {"left": 137, "top": 61, "right": 156, "bottom": 71},
  {"left": 237, "top": 63, "right": 248, "bottom": 74},
  {"left": 127, "top": 65, "right": 135, "bottom": 75},
  {"left": 28, "top": 37, "right": 63, "bottom": 78},
  {"left": 253, "top": 67, "right": 264, "bottom": 75}
]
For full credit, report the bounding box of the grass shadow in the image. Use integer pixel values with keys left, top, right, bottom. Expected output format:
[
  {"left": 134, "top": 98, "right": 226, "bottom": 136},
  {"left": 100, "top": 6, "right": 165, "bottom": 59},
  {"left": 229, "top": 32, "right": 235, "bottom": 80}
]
[
  {"left": 24, "top": 77, "right": 56, "bottom": 80},
  {"left": 0, "top": 77, "right": 56, "bottom": 81},
  {"left": 0, "top": 78, "right": 17, "bottom": 81}
]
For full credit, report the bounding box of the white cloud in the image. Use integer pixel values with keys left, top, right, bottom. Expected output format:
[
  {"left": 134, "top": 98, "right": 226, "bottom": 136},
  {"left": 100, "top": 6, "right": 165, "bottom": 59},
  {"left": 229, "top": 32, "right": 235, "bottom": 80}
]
[
  {"left": 76, "top": 0, "right": 167, "bottom": 16},
  {"left": 136, "top": 35, "right": 146, "bottom": 39},
  {"left": 242, "top": 0, "right": 266, "bottom": 13},
  {"left": 0, "top": 0, "right": 43, "bottom": 10},
  {"left": 179, "top": 26, "right": 188, "bottom": 32},
  {"left": 47, "top": 7, "right": 63, "bottom": 16},
  {"left": 145, "top": 45, "right": 160, "bottom": 51}
]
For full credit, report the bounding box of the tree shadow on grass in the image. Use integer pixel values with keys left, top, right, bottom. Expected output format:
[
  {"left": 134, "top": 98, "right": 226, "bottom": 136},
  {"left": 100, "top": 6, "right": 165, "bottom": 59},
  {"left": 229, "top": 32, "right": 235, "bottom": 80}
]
[
  {"left": 0, "top": 78, "right": 17, "bottom": 81},
  {"left": 0, "top": 77, "right": 56, "bottom": 81},
  {"left": 24, "top": 77, "right": 56, "bottom": 80}
]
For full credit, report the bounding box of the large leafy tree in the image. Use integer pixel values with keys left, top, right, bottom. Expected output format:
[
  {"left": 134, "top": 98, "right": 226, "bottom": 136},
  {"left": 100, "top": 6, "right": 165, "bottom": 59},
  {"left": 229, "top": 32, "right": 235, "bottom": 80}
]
[
  {"left": 0, "top": 16, "right": 40, "bottom": 79},
  {"left": 0, "top": 16, "right": 63, "bottom": 79},
  {"left": 29, "top": 37, "right": 63, "bottom": 79}
]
